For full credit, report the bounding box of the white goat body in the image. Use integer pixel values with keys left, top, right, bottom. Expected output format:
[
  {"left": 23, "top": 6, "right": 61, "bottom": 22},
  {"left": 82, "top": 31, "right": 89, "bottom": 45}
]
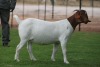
[{"left": 14, "top": 15, "right": 73, "bottom": 64}]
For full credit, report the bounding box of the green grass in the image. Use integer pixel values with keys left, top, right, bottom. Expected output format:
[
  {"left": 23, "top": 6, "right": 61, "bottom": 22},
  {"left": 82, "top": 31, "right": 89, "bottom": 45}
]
[{"left": 0, "top": 28, "right": 100, "bottom": 67}]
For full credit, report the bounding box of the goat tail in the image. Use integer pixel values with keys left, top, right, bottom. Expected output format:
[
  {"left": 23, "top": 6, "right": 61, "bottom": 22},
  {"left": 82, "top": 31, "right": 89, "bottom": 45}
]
[{"left": 13, "top": 15, "right": 21, "bottom": 24}]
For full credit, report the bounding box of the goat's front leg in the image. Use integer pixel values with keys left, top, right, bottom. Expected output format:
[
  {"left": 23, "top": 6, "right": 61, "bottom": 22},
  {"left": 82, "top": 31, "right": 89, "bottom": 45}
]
[
  {"left": 60, "top": 40, "right": 69, "bottom": 64},
  {"left": 27, "top": 41, "right": 37, "bottom": 61},
  {"left": 51, "top": 43, "right": 59, "bottom": 61}
]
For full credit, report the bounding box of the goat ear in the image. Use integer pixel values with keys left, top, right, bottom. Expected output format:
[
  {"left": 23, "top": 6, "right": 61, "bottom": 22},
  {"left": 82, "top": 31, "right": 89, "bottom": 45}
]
[
  {"left": 75, "top": 12, "right": 81, "bottom": 22},
  {"left": 75, "top": 13, "right": 80, "bottom": 19},
  {"left": 74, "top": 10, "right": 81, "bottom": 19}
]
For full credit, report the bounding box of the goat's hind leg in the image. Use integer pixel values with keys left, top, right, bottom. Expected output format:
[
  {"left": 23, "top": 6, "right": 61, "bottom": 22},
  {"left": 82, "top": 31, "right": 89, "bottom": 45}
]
[
  {"left": 27, "top": 40, "right": 37, "bottom": 61},
  {"left": 51, "top": 43, "right": 59, "bottom": 61},
  {"left": 15, "top": 40, "right": 27, "bottom": 62}
]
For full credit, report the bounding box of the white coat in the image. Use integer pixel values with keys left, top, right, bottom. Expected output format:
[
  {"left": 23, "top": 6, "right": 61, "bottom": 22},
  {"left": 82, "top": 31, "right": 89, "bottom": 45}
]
[{"left": 14, "top": 15, "right": 73, "bottom": 64}]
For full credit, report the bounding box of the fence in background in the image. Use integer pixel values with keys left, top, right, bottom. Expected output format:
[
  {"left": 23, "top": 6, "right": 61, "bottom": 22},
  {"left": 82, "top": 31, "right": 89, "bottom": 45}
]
[
  {"left": 9, "top": 0, "right": 100, "bottom": 31},
  {"left": 13, "top": 0, "right": 99, "bottom": 19}
]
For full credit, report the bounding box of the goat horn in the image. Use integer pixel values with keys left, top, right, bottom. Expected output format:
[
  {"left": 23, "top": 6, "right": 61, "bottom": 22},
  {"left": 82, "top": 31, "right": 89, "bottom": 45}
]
[{"left": 73, "top": 10, "right": 79, "bottom": 12}]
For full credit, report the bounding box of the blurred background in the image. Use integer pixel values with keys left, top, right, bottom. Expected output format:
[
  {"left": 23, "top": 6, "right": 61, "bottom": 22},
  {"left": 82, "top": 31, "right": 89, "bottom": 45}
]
[{"left": 6, "top": 0, "right": 100, "bottom": 32}]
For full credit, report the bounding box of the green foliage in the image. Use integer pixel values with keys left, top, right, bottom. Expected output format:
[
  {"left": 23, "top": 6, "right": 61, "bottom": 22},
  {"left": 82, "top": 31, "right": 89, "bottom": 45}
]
[{"left": 0, "top": 28, "right": 100, "bottom": 67}]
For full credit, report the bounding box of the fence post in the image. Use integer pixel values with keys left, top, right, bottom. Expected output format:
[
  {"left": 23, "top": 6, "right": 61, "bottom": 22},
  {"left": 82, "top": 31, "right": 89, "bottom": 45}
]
[
  {"left": 50, "top": 0, "right": 55, "bottom": 19},
  {"left": 38, "top": 0, "right": 40, "bottom": 19},
  {"left": 23, "top": 0, "right": 25, "bottom": 19},
  {"left": 91, "top": 0, "right": 94, "bottom": 18},
  {"left": 66, "top": 0, "right": 68, "bottom": 18},
  {"left": 79, "top": 0, "right": 82, "bottom": 31},
  {"left": 44, "top": 0, "right": 47, "bottom": 20}
]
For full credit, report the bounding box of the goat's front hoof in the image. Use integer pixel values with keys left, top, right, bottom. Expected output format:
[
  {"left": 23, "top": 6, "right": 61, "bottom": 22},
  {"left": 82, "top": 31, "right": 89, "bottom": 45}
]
[
  {"left": 14, "top": 58, "right": 20, "bottom": 62},
  {"left": 64, "top": 61, "right": 69, "bottom": 64}
]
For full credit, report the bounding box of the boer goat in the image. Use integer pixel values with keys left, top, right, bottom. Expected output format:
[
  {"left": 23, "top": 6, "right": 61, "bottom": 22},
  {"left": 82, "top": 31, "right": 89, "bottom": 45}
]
[{"left": 14, "top": 10, "right": 91, "bottom": 64}]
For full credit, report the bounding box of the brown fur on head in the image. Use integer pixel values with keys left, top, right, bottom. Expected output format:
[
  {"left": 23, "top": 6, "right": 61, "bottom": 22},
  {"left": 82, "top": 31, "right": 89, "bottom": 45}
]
[{"left": 74, "top": 10, "right": 91, "bottom": 24}]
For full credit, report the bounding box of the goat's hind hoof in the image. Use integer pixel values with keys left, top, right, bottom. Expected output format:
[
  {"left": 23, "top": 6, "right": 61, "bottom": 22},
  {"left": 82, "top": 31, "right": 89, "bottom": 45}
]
[
  {"left": 51, "top": 59, "right": 55, "bottom": 62},
  {"left": 14, "top": 59, "right": 20, "bottom": 62},
  {"left": 31, "top": 58, "right": 37, "bottom": 61}
]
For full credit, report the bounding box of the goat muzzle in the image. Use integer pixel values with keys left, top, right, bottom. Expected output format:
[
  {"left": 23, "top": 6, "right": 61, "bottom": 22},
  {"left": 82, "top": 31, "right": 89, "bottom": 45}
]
[{"left": 84, "top": 20, "right": 91, "bottom": 24}]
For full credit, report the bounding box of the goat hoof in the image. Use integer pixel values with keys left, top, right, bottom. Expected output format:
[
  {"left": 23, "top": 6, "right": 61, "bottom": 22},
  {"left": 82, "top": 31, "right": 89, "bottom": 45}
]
[
  {"left": 52, "top": 59, "right": 55, "bottom": 61},
  {"left": 64, "top": 61, "right": 69, "bottom": 64},
  {"left": 33, "top": 59, "right": 37, "bottom": 61},
  {"left": 30, "top": 58, "right": 37, "bottom": 61},
  {"left": 51, "top": 58, "right": 55, "bottom": 61},
  {"left": 14, "top": 59, "right": 20, "bottom": 62}
]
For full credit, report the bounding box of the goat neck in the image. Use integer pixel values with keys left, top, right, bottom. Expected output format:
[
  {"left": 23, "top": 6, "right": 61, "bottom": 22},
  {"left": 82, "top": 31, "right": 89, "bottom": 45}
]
[{"left": 68, "top": 14, "right": 79, "bottom": 30}]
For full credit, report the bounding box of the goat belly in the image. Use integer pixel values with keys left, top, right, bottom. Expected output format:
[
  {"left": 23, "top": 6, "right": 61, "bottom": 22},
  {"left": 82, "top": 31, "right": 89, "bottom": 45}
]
[
  {"left": 31, "top": 33, "right": 59, "bottom": 44},
  {"left": 33, "top": 38, "right": 57, "bottom": 44}
]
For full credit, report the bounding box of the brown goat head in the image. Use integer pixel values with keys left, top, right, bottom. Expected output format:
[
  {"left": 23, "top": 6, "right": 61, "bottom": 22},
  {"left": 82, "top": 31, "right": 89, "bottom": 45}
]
[{"left": 74, "top": 10, "right": 91, "bottom": 24}]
